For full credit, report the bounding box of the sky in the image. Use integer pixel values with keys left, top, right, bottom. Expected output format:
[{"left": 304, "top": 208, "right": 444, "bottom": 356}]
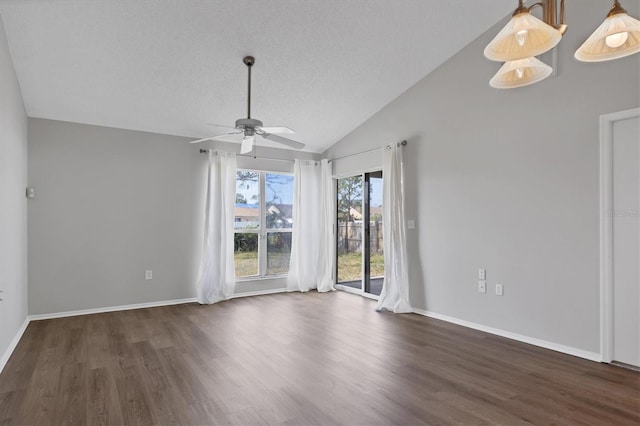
[
  {"left": 236, "top": 172, "right": 382, "bottom": 207},
  {"left": 370, "top": 177, "right": 383, "bottom": 207},
  {"left": 236, "top": 172, "right": 294, "bottom": 206}
]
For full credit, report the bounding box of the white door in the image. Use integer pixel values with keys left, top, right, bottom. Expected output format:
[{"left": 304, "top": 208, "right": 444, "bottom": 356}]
[{"left": 611, "top": 113, "right": 640, "bottom": 367}]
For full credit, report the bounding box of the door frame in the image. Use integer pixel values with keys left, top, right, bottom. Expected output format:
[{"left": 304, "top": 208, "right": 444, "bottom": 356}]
[{"left": 599, "top": 107, "right": 640, "bottom": 363}]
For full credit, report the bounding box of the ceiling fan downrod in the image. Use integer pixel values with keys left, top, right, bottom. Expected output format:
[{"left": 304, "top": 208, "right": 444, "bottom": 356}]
[{"left": 244, "top": 56, "right": 254, "bottom": 119}]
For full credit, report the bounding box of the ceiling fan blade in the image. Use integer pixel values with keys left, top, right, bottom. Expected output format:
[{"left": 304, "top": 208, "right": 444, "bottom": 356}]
[
  {"left": 261, "top": 133, "right": 305, "bottom": 150},
  {"left": 206, "top": 123, "right": 237, "bottom": 130},
  {"left": 211, "top": 132, "right": 244, "bottom": 143},
  {"left": 259, "top": 126, "right": 295, "bottom": 134},
  {"left": 190, "top": 136, "right": 221, "bottom": 144},
  {"left": 189, "top": 131, "right": 242, "bottom": 144}
]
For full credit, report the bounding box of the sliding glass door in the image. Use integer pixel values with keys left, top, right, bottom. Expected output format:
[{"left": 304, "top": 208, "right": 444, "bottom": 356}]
[
  {"left": 337, "top": 175, "right": 363, "bottom": 289},
  {"left": 336, "top": 171, "right": 384, "bottom": 296},
  {"left": 365, "top": 171, "right": 384, "bottom": 296}
]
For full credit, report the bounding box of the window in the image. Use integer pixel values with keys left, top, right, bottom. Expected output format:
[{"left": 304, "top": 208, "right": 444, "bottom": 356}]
[{"left": 234, "top": 170, "right": 294, "bottom": 278}]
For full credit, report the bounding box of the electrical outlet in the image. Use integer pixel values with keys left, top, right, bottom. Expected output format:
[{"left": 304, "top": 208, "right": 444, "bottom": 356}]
[
  {"left": 479, "top": 268, "right": 486, "bottom": 280},
  {"left": 407, "top": 220, "right": 416, "bottom": 229},
  {"left": 145, "top": 270, "right": 153, "bottom": 280},
  {"left": 478, "top": 280, "right": 487, "bottom": 294},
  {"left": 496, "top": 284, "right": 504, "bottom": 296}
]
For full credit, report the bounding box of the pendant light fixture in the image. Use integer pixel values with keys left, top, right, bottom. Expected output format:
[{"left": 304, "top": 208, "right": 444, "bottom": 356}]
[
  {"left": 484, "top": 0, "right": 562, "bottom": 61},
  {"left": 485, "top": 0, "right": 566, "bottom": 89},
  {"left": 489, "top": 57, "right": 554, "bottom": 89},
  {"left": 485, "top": 0, "right": 640, "bottom": 89},
  {"left": 575, "top": 1, "right": 640, "bottom": 62}
]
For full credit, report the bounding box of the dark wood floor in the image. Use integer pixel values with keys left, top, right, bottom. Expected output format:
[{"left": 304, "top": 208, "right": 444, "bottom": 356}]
[{"left": 0, "top": 291, "right": 638, "bottom": 425}]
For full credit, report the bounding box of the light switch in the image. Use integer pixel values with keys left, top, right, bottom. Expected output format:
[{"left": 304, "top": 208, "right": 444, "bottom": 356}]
[{"left": 478, "top": 280, "right": 487, "bottom": 294}]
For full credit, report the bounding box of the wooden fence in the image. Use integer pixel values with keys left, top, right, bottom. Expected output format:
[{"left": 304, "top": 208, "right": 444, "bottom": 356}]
[{"left": 337, "top": 221, "right": 383, "bottom": 254}]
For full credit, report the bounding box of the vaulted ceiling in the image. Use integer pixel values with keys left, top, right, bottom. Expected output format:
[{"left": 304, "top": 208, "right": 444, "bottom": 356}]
[{"left": 0, "top": 0, "right": 513, "bottom": 152}]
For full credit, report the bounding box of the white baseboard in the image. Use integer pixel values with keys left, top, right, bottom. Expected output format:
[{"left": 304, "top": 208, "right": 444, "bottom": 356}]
[
  {"left": 28, "top": 288, "right": 289, "bottom": 322},
  {"left": 0, "top": 316, "right": 30, "bottom": 375},
  {"left": 29, "top": 297, "right": 199, "bottom": 321},
  {"left": 412, "top": 308, "right": 602, "bottom": 363},
  {"left": 231, "top": 288, "right": 287, "bottom": 299}
]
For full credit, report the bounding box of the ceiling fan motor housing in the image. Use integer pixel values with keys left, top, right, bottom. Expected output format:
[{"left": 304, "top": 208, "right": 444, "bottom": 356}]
[{"left": 235, "top": 118, "right": 263, "bottom": 131}]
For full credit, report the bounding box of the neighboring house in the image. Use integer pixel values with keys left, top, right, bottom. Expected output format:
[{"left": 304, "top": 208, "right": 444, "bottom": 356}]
[
  {"left": 235, "top": 203, "right": 259, "bottom": 228},
  {"left": 235, "top": 203, "right": 293, "bottom": 228},
  {"left": 267, "top": 204, "right": 293, "bottom": 228},
  {"left": 348, "top": 206, "right": 382, "bottom": 222},
  {"left": 349, "top": 207, "right": 363, "bottom": 221}
]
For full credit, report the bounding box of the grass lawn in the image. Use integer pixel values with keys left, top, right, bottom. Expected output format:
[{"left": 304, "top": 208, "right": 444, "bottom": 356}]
[
  {"left": 235, "top": 251, "right": 258, "bottom": 277},
  {"left": 337, "top": 252, "right": 384, "bottom": 282},
  {"left": 236, "top": 250, "right": 383, "bottom": 281},
  {"left": 234, "top": 251, "right": 291, "bottom": 277}
]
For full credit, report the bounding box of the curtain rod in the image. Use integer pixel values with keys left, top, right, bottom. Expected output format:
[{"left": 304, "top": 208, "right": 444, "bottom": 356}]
[
  {"left": 329, "top": 140, "right": 407, "bottom": 163},
  {"left": 199, "top": 149, "right": 295, "bottom": 163},
  {"left": 200, "top": 139, "right": 407, "bottom": 163}
]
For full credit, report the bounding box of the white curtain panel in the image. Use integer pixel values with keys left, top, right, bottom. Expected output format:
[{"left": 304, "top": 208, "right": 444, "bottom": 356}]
[
  {"left": 317, "top": 159, "right": 336, "bottom": 292},
  {"left": 288, "top": 159, "right": 335, "bottom": 292},
  {"left": 376, "top": 144, "right": 412, "bottom": 313},
  {"left": 195, "top": 150, "right": 237, "bottom": 304}
]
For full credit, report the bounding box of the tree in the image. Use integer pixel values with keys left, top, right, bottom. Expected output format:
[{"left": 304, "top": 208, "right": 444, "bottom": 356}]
[
  {"left": 265, "top": 174, "right": 291, "bottom": 205},
  {"left": 337, "top": 176, "right": 363, "bottom": 222},
  {"left": 237, "top": 171, "right": 259, "bottom": 183},
  {"left": 264, "top": 174, "right": 294, "bottom": 229},
  {"left": 236, "top": 171, "right": 259, "bottom": 205},
  {"left": 234, "top": 233, "right": 258, "bottom": 252},
  {"left": 337, "top": 176, "right": 363, "bottom": 253}
]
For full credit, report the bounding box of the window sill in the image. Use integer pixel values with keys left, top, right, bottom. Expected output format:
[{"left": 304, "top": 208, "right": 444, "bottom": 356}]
[{"left": 235, "top": 274, "right": 288, "bottom": 283}]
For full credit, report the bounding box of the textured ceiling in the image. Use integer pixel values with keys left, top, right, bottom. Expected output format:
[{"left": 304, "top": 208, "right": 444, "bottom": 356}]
[{"left": 0, "top": 0, "right": 513, "bottom": 153}]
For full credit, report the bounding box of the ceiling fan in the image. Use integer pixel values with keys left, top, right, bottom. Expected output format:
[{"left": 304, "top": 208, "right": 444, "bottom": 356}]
[{"left": 190, "top": 56, "right": 304, "bottom": 154}]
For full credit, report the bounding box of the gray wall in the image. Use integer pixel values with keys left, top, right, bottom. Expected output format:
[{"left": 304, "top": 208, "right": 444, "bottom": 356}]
[
  {"left": 28, "top": 118, "right": 318, "bottom": 315},
  {"left": 0, "top": 17, "right": 28, "bottom": 365},
  {"left": 324, "top": 0, "right": 640, "bottom": 353}
]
